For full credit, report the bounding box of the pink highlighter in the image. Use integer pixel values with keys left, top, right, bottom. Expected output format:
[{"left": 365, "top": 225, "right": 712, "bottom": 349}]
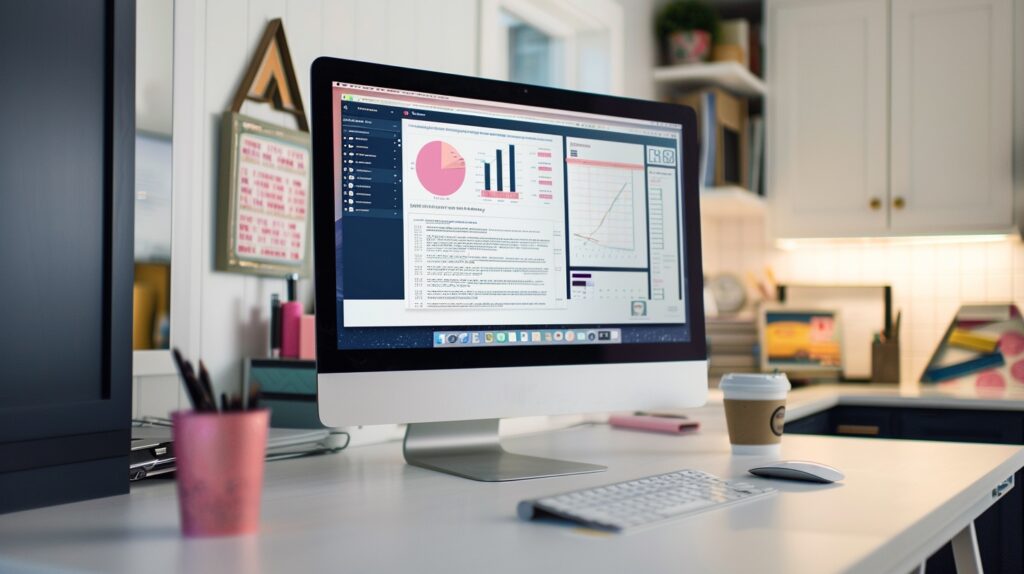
[
  {"left": 280, "top": 273, "right": 302, "bottom": 358},
  {"left": 280, "top": 302, "right": 302, "bottom": 358},
  {"left": 608, "top": 414, "right": 700, "bottom": 435}
]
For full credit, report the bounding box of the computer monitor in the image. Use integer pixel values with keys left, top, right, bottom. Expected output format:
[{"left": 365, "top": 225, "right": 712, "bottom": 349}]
[{"left": 311, "top": 58, "right": 707, "bottom": 482}]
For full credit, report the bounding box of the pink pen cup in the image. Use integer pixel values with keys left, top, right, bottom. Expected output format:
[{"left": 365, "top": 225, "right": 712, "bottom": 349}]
[{"left": 171, "top": 409, "right": 269, "bottom": 537}]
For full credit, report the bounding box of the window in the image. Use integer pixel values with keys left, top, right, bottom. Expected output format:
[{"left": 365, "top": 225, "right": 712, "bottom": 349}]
[
  {"left": 507, "top": 16, "right": 561, "bottom": 87},
  {"left": 480, "top": 0, "right": 624, "bottom": 94}
]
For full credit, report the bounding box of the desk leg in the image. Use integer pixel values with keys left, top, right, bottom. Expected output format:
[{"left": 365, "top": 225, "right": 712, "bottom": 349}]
[{"left": 951, "top": 521, "right": 983, "bottom": 574}]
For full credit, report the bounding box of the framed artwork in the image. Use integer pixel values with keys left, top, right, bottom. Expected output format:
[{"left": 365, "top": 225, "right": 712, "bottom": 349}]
[
  {"left": 922, "top": 304, "right": 1024, "bottom": 390},
  {"left": 760, "top": 307, "right": 844, "bottom": 378},
  {"left": 216, "top": 112, "right": 311, "bottom": 276},
  {"left": 215, "top": 18, "right": 311, "bottom": 276}
]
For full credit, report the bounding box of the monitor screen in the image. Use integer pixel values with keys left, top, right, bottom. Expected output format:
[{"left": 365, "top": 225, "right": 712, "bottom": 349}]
[{"left": 329, "top": 81, "right": 691, "bottom": 354}]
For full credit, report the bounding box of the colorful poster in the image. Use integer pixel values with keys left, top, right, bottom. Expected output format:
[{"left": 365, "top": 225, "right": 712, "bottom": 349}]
[{"left": 762, "top": 310, "right": 843, "bottom": 374}]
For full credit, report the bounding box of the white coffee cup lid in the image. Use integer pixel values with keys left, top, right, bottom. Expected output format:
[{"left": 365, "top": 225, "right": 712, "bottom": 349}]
[{"left": 720, "top": 372, "right": 791, "bottom": 400}]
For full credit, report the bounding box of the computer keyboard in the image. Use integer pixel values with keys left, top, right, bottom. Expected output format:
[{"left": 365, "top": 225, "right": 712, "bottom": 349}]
[{"left": 517, "top": 469, "right": 776, "bottom": 532}]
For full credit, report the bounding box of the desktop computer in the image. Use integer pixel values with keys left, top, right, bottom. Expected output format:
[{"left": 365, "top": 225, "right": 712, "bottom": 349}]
[{"left": 311, "top": 58, "right": 707, "bottom": 481}]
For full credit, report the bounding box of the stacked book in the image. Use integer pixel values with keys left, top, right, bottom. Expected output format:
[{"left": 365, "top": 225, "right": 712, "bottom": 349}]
[{"left": 706, "top": 317, "right": 760, "bottom": 385}]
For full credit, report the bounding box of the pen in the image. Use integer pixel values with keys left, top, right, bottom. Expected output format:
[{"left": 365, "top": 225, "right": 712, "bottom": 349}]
[
  {"left": 172, "top": 348, "right": 204, "bottom": 410},
  {"left": 270, "top": 293, "right": 281, "bottom": 358},
  {"left": 198, "top": 360, "right": 218, "bottom": 411},
  {"left": 173, "top": 348, "right": 263, "bottom": 413},
  {"left": 173, "top": 349, "right": 214, "bottom": 411}
]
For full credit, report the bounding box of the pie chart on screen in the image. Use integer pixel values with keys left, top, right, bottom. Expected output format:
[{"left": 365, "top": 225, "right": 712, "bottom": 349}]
[{"left": 416, "top": 140, "right": 466, "bottom": 197}]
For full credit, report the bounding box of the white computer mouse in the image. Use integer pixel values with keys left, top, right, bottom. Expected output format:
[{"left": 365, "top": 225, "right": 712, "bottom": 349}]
[{"left": 748, "top": 460, "right": 845, "bottom": 483}]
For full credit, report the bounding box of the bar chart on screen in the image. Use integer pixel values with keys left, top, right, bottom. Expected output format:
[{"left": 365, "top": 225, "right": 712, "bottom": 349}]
[
  {"left": 401, "top": 119, "right": 568, "bottom": 313},
  {"left": 403, "top": 119, "right": 562, "bottom": 207},
  {"left": 566, "top": 138, "right": 649, "bottom": 269}
]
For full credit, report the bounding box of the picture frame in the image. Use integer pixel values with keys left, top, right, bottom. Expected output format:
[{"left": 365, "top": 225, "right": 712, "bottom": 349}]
[
  {"left": 216, "top": 112, "right": 312, "bottom": 276},
  {"left": 759, "top": 305, "right": 844, "bottom": 379}
]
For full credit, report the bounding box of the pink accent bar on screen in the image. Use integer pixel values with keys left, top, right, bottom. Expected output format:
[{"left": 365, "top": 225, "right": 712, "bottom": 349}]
[
  {"left": 482, "top": 190, "right": 520, "bottom": 199},
  {"left": 539, "top": 193, "right": 554, "bottom": 200},
  {"left": 537, "top": 151, "right": 552, "bottom": 158},
  {"left": 538, "top": 180, "right": 552, "bottom": 186},
  {"left": 565, "top": 158, "right": 644, "bottom": 170},
  {"left": 538, "top": 166, "right": 552, "bottom": 172}
]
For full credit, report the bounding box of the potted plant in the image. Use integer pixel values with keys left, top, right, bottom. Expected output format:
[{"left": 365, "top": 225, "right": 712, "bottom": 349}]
[{"left": 656, "top": 0, "right": 720, "bottom": 65}]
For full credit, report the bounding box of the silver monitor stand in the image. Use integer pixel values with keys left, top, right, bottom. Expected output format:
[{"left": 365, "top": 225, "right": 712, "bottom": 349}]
[{"left": 403, "top": 419, "right": 606, "bottom": 482}]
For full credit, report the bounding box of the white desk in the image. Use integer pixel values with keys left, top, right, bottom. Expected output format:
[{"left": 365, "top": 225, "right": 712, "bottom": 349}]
[{"left": 0, "top": 395, "right": 1022, "bottom": 574}]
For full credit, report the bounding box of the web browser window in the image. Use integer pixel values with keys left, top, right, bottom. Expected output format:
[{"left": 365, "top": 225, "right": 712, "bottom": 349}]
[{"left": 330, "top": 82, "right": 690, "bottom": 349}]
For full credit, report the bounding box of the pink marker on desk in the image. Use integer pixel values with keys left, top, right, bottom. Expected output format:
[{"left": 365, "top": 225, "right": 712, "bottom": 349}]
[{"left": 609, "top": 414, "right": 700, "bottom": 435}]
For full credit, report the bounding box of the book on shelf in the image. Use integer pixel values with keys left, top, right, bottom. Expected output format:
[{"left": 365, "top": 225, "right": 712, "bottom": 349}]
[
  {"left": 709, "top": 341, "right": 758, "bottom": 355},
  {"left": 748, "top": 115, "right": 764, "bottom": 196},
  {"left": 706, "top": 316, "right": 758, "bottom": 331},
  {"left": 706, "top": 317, "right": 760, "bottom": 376},
  {"left": 748, "top": 23, "right": 762, "bottom": 78},
  {"left": 677, "top": 88, "right": 748, "bottom": 190},
  {"left": 710, "top": 354, "right": 758, "bottom": 369},
  {"left": 710, "top": 366, "right": 761, "bottom": 378}
]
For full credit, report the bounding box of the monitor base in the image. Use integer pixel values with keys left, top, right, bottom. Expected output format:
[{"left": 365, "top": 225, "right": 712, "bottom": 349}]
[{"left": 403, "top": 419, "right": 606, "bottom": 482}]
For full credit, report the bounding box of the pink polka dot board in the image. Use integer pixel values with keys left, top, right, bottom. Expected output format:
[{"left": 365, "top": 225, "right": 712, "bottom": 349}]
[{"left": 922, "top": 304, "right": 1024, "bottom": 389}]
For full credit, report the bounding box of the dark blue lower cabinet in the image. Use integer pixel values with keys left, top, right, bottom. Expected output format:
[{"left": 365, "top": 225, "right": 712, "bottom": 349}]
[{"left": 785, "top": 406, "right": 1024, "bottom": 574}]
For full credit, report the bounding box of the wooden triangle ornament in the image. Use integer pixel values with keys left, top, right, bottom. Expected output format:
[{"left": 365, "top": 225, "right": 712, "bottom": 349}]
[{"left": 229, "top": 18, "right": 308, "bottom": 132}]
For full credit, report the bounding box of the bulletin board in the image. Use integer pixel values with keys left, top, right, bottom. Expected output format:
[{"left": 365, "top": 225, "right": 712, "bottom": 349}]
[{"left": 216, "top": 112, "right": 311, "bottom": 276}]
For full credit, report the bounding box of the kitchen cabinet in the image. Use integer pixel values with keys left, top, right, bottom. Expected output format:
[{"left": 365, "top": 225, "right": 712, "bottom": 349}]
[
  {"left": 786, "top": 405, "right": 1023, "bottom": 573},
  {"left": 889, "top": 0, "right": 1014, "bottom": 234},
  {"left": 767, "top": 0, "right": 1013, "bottom": 238},
  {"left": 768, "top": 0, "right": 889, "bottom": 237}
]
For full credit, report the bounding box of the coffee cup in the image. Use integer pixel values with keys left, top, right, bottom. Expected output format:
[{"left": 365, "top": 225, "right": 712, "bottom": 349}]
[{"left": 720, "top": 373, "right": 791, "bottom": 455}]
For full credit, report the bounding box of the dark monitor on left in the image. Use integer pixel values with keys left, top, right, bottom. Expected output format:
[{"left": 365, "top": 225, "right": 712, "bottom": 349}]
[{"left": 0, "top": 0, "right": 135, "bottom": 513}]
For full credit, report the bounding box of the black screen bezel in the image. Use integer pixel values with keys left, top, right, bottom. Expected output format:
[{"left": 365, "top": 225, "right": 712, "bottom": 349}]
[{"left": 311, "top": 57, "right": 706, "bottom": 374}]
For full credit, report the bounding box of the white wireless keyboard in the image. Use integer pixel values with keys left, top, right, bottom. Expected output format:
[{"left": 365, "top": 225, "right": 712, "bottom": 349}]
[{"left": 517, "top": 469, "right": 776, "bottom": 532}]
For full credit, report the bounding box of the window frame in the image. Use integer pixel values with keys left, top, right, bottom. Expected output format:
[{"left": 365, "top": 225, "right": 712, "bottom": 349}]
[{"left": 479, "top": 0, "right": 624, "bottom": 95}]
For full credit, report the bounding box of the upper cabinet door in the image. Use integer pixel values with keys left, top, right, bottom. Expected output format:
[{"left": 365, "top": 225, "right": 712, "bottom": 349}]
[
  {"left": 768, "top": 0, "right": 889, "bottom": 237},
  {"left": 890, "top": 0, "right": 1013, "bottom": 233}
]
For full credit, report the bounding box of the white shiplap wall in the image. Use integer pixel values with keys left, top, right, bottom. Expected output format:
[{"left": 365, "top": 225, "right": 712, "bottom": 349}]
[{"left": 136, "top": 0, "right": 480, "bottom": 417}]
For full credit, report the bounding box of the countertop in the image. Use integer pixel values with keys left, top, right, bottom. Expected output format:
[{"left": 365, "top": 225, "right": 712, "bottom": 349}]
[
  {"left": 782, "top": 381, "right": 1024, "bottom": 422},
  {"left": 1, "top": 384, "right": 1023, "bottom": 574}
]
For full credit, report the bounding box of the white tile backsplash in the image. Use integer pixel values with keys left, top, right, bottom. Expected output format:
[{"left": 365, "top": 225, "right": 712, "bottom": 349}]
[{"left": 702, "top": 220, "right": 1023, "bottom": 382}]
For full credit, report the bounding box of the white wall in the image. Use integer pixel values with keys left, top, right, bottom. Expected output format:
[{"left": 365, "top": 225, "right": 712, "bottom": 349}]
[
  {"left": 200, "top": 0, "right": 479, "bottom": 394},
  {"left": 136, "top": 0, "right": 174, "bottom": 135},
  {"left": 615, "top": 0, "right": 660, "bottom": 100},
  {"left": 137, "top": 0, "right": 480, "bottom": 419}
]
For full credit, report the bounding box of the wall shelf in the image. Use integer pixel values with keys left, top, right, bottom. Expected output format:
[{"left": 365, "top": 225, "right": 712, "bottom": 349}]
[
  {"left": 654, "top": 62, "right": 766, "bottom": 98},
  {"left": 700, "top": 186, "right": 766, "bottom": 218}
]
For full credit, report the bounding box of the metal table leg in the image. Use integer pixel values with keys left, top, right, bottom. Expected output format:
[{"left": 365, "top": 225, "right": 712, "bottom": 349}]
[{"left": 951, "top": 521, "right": 983, "bottom": 574}]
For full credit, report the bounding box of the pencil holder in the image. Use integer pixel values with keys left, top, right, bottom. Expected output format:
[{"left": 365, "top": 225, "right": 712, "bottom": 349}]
[
  {"left": 871, "top": 340, "right": 901, "bottom": 383},
  {"left": 171, "top": 409, "right": 269, "bottom": 537}
]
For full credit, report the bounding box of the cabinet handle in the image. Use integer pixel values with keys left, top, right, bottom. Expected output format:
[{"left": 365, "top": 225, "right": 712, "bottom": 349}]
[
  {"left": 893, "top": 197, "right": 906, "bottom": 210},
  {"left": 869, "top": 197, "right": 882, "bottom": 210},
  {"left": 836, "top": 424, "right": 880, "bottom": 436}
]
